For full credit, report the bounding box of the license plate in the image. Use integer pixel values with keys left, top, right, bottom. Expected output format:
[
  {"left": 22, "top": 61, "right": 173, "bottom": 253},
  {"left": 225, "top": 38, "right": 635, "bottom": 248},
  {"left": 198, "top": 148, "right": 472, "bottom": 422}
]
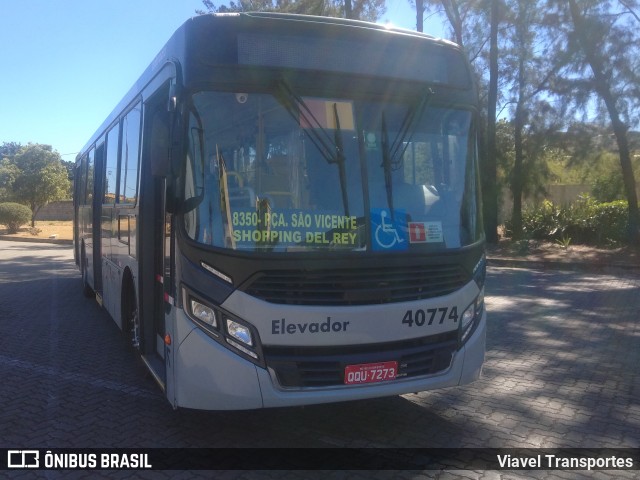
[{"left": 344, "top": 361, "right": 398, "bottom": 385}]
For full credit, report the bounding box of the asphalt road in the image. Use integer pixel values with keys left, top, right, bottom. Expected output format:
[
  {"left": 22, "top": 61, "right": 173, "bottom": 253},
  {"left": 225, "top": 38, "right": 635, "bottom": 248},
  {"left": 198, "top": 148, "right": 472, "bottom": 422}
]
[{"left": 1, "top": 241, "right": 639, "bottom": 480}]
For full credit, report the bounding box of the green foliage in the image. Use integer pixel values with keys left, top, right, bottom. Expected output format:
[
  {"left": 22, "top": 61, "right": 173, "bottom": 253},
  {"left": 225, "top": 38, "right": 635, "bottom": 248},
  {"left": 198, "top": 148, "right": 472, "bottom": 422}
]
[
  {"left": 504, "top": 196, "right": 629, "bottom": 246},
  {"left": 7, "top": 144, "right": 71, "bottom": 225},
  {"left": 0, "top": 202, "right": 32, "bottom": 233},
  {"left": 590, "top": 170, "right": 625, "bottom": 203},
  {"left": 0, "top": 141, "right": 22, "bottom": 159},
  {"left": 0, "top": 158, "right": 21, "bottom": 202},
  {"left": 555, "top": 234, "right": 572, "bottom": 249}
]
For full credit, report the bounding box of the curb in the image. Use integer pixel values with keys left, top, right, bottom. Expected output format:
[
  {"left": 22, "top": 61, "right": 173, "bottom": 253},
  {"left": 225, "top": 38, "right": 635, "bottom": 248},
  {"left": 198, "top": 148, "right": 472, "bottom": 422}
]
[{"left": 0, "top": 236, "right": 73, "bottom": 246}]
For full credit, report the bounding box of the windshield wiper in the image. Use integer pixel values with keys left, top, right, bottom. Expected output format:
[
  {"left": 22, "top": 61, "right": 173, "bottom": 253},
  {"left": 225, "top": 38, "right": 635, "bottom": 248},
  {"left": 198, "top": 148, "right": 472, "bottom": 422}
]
[
  {"left": 381, "top": 112, "right": 394, "bottom": 218},
  {"left": 275, "top": 80, "right": 350, "bottom": 216},
  {"left": 380, "top": 88, "right": 433, "bottom": 220},
  {"left": 332, "top": 102, "right": 349, "bottom": 217}
]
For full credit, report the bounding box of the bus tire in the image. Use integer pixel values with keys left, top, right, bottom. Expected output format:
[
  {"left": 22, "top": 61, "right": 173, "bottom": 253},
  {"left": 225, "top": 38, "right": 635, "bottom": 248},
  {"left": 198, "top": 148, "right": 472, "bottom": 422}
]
[
  {"left": 121, "top": 271, "right": 141, "bottom": 351},
  {"left": 81, "top": 247, "right": 94, "bottom": 298}
]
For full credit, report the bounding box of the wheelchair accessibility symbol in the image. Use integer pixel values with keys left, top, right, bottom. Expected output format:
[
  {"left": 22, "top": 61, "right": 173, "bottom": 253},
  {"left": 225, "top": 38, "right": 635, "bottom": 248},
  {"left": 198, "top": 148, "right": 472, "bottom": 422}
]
[{"left": 371, "top": 209, "right": 407, "bottom": 251}]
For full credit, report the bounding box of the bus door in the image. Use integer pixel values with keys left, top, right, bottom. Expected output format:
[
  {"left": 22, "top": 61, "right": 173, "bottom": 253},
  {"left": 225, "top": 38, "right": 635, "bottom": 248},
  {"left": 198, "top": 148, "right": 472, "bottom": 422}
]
[
  {"left": 92, "top": 142, "right": 105, "bottom": 294},
  {"left": 138, "top": 92, "right": 174, "bottom": 390}
]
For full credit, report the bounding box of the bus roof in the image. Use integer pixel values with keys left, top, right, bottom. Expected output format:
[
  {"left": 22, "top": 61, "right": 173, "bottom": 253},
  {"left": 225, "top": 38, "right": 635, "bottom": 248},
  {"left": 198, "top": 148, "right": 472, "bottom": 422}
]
[{"left": 78, "top": 13, "right": 471, "bottom": 159}]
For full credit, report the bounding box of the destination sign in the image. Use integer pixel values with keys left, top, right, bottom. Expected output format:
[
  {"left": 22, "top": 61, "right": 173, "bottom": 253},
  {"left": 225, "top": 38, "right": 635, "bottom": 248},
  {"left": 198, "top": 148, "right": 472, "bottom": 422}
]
[{"left": 231, "top": 209, "right": 360, "bottom": 249}]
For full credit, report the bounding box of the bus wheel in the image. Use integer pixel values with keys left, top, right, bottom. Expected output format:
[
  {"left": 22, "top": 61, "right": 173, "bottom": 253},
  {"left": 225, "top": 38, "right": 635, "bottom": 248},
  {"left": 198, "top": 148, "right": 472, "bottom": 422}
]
[
  {"left": 122, "top": 276, "right": 141, "bottom": 350},
  {"left": 81, "top": 248, "right": 93, "bottom": 298}
]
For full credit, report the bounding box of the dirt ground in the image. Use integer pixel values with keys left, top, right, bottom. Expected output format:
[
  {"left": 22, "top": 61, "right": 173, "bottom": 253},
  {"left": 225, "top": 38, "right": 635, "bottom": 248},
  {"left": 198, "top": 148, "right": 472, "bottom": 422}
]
[
  {"left": 1, "top": 221, "right": 638, "bottom": 268},
  {"left": 0, "top": 221, "right": 73, "bottom": 242},
  {"left": 486, "top": 238, "right": 640, "bottom": 268}
]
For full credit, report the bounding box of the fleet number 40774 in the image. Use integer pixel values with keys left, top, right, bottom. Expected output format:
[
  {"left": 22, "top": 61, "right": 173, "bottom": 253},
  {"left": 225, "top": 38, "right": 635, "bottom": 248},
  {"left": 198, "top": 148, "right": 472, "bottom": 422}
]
[{"left": 402, "top": 307, "right": 458, "bottom": 327}]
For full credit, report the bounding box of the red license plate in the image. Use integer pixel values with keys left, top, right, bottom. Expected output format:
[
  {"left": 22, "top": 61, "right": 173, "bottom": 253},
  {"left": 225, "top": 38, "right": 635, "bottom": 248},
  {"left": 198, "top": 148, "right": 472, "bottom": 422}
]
[{"left": 344, "top": 361, "right": 398, "bottom": 385}]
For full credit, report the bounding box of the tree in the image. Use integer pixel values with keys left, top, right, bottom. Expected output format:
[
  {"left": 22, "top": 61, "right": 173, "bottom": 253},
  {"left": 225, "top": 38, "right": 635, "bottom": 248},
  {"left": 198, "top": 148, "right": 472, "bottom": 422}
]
[
  {"left": 544, "top": 0, "right": 640, "bottom": 242},
  {"left": 1, "top": 142, "right": 22, "bottom": 202},
  {"left": 436, "top": 0, "right": 465, "bottom": 46},
  {"left": 567, "top": 0, "right": 639, "bottom": 242},
  {"left": 10, "top": 144, "right": 71, "bottom": 226},
  {"left": 494, "top": 0, "right": 567, "bottom": 239},
  {"left": 416, "top": 0, "right": 500, "bottom": 242},
  {"left": 1, "top": 141, "right": 22, "bottom": 159},
  {"left": 548, "top": 123, "right": 640, "bottom": 202},
  {"left": 484, "top": 0, "right": 500, "bottom": 243},
  {"left": 495, "top": 117, "right": 557, "bottom": 210},
  {"left": 504, "top": 0, "right": 537, "bottom": 238},
  {"left": 198, "top": 0, "right": 385, "bottom": 21},
  {"left": 0, "top": 158, "right": 21, "bottom": 202},
  {"left": 414, "top": 0, "right": 424, "bottom": 31}
]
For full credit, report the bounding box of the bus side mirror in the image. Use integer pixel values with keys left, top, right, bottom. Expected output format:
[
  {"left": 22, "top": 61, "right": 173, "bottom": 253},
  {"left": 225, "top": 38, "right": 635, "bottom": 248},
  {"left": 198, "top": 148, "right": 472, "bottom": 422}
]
[
  {"left": 149, "top": 107, "right": 181, "bottom": 214},
  {"left": 150, "top": 113, "right": 181, "bottom": 178},
  {"left": 151, "top": 82, "right": 180, "bottom": 177},
  {"left": 165, "top": 177, "right": 178, "bottom": 214},
  {"left": 150, "top": 142, "right": 171, "bottom": 177},
  {"left": 168, "top": 83, "right": 178, "bottom": 112}
]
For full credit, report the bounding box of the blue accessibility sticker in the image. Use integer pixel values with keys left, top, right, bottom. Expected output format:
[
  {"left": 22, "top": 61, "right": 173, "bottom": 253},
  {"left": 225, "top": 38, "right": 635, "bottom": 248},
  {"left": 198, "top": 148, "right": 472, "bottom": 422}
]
[{"left": 370, "top": 208, "right": 408, "bottom": 252}]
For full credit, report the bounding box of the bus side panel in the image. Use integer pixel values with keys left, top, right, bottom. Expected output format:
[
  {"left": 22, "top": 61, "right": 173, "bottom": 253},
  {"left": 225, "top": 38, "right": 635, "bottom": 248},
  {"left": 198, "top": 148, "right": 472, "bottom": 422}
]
[
  {"left": 79, "top": 204, "right": 95, "bottom": 288},
  {"left": 111, "top": 207, "right": 139, "bottom": 331},
  {"left": 102, "top": 257, "right": 123, "bottom": 329},
  {"left": 100, "top": 204, "right": 122, "bottom": 328}
]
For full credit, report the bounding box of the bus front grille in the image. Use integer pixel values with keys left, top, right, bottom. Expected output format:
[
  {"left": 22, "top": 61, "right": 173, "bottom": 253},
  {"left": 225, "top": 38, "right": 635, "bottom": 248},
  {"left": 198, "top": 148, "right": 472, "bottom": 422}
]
[
  {"left": 242, "top": 264, "right": 466, "bottom": 306},
  {"left": 263, "top": 332, "right": 458, "bottom": 388}
]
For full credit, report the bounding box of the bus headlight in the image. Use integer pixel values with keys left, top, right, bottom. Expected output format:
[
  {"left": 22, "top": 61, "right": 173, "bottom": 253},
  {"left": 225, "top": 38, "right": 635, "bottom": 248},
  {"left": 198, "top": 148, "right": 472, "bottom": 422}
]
[
  {"left": 190, "top": 299, "right": 217, "bottom": 328},
  {"left": 460, "top": 288, "right": 484, "bottom": 345},
  {"left": 461, "top": 305, "right": 474, "bottom": 331},
  {"left": 183, "top": 287, "right": 264, "bottom": 366},
  {"left": 226, "top": 319, "right": 253, "bottom": 347}
]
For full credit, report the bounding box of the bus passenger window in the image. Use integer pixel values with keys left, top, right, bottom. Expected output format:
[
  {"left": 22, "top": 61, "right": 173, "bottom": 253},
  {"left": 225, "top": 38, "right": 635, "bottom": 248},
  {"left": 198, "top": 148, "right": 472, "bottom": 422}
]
[
  {"left": 119, "top": 103, "right": 142, "bottom": 204},
  {"left": 104, "top": 125, "right": 120, "bottom": 204},
  {"left": 86, "top": 148, "right": 95, "bottom": 205}
]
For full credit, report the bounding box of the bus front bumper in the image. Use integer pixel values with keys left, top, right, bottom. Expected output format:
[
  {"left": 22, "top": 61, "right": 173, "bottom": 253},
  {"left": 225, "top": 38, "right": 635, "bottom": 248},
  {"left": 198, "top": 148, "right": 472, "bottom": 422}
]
[{"left": 173, "top": 310, "right": 486, "bottom": 410}]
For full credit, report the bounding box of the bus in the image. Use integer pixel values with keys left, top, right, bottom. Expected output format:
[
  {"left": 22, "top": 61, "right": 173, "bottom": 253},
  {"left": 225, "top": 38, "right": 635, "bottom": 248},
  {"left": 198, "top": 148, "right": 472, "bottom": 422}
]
[{"left": 73, "top": 12, "right": 486, "bottom": 410}]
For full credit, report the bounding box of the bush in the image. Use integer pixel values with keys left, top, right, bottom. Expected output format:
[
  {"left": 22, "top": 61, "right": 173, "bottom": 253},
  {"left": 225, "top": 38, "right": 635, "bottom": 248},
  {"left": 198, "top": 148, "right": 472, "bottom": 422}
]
[
  {"left": 0, "top": 202, "right": 32, "bottom": 233},
  {"left": 591, "top": 174, "right": 624, "bottom": 203},
  {"left": 504, "top": 196, "right": 629, "bottom": 246}
]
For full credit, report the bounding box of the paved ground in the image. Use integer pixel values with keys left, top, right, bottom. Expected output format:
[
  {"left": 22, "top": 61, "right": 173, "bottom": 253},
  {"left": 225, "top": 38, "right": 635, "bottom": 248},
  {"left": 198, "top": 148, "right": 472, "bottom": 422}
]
[{"left": 0, "top": 241, "right": 639, "bottom": 479}]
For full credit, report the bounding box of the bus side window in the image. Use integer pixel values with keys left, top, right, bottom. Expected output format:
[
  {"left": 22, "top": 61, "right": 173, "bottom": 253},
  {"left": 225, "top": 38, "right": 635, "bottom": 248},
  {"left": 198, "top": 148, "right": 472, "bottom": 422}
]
[
  {"left": 104, "top": 125, "right": 120, "bottom": 204},
  {"left": 119, "top": 102, "right": 142, "bottom": 204},
  {"left": 86, "top": 148, "right": 95, "bottom": 204}
]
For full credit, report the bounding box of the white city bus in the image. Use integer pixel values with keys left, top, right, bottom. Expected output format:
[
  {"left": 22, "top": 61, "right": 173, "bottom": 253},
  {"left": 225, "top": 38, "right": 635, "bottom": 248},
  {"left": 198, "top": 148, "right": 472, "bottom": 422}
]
[{"left": 73, "top": 12, "right": 486, "bottom": 410}]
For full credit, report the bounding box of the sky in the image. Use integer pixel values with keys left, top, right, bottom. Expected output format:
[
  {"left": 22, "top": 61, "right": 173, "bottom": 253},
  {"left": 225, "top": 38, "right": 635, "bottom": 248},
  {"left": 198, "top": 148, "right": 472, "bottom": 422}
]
[{"left": 0, "top": 0, "right": 445, "bottom": 162}]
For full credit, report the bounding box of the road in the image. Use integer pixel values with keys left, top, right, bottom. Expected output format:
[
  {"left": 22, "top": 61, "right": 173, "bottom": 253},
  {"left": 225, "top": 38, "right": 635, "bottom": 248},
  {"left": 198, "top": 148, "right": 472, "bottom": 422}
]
[{"left": 0, "top": 241, "right": 639, "bottom": 479}]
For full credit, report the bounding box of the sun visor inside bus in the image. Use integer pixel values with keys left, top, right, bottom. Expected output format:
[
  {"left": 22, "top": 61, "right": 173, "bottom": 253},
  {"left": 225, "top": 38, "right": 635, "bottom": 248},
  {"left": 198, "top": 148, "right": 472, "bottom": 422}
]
[{"left": 299, "top": 99, "right": 355, "bottom": 130}]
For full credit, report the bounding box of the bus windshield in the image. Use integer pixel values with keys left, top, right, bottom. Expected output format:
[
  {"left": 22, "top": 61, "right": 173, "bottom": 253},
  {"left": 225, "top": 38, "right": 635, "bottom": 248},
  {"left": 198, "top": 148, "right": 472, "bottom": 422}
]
[{"left": 183, "top": 90, "right": 482, "bottom": 253}]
